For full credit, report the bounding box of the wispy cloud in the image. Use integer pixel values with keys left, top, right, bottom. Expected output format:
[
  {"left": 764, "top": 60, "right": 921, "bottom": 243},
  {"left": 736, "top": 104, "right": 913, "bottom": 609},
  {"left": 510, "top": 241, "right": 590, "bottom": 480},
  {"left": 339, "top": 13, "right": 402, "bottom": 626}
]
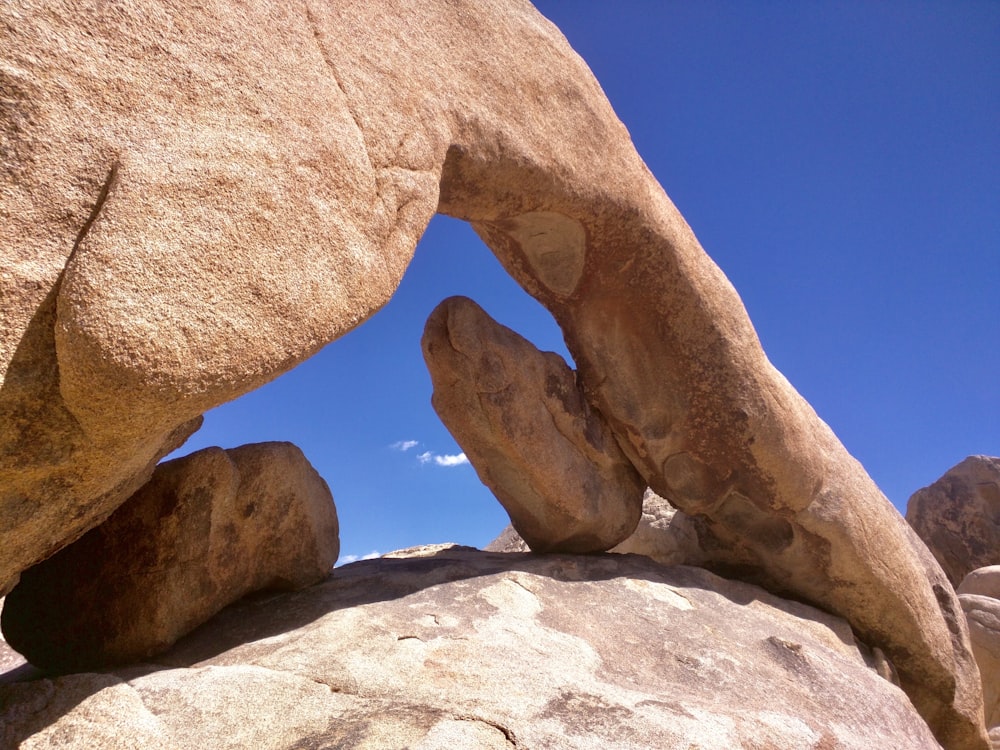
[
  {"left": 415, "top": 450, "right": 469, "bottom": 468},
  {"left": 337, "top": 550, "right": 382, "bottom": 567},
  {"left": 434, "top": 452, "right": 469, "bottom": 467},
  {"left": 391, "top": 440, "right": 419, "bottom": 452}
]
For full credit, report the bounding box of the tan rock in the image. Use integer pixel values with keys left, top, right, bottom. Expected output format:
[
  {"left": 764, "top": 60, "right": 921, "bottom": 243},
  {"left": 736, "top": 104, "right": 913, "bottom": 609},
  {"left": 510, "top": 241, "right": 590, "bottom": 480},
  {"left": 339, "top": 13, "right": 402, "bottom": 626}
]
[
  {"left": 960, "top": 594, "right": 1000, "bottom": 733},
  {"left": 422, "top": 296, "right": 644, "bottom": 552},
  {"left": 908, "top": 456, "right": 1000, "bottom": 587},
  {"left": 0, "top": 548, "right": 943, "bottom": 749},
  {"left": 0, "top": 1, "right": 986, "bottom": 745},
  {"left": 961, "top": 567, "right": 1000, "bottom": 600},
  {"left": 487, "top": 488, "right": 705, "bottom": 569},
  {"left": 1, "top": 442, "right": 338, "bottom": 671}
]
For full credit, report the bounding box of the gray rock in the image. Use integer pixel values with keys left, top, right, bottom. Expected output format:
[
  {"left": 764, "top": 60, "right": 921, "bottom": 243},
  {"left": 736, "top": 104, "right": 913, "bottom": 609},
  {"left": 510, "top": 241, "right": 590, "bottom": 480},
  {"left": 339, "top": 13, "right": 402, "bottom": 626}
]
[
  {"left": 960, "top": 567, "right": 1000, "bottom": 600},
  {"left": 1, "top": 547, "right": 942, "bottom": 749},
  {"left": 961, "top": 593, "right": 1000, "bottom": 735}
]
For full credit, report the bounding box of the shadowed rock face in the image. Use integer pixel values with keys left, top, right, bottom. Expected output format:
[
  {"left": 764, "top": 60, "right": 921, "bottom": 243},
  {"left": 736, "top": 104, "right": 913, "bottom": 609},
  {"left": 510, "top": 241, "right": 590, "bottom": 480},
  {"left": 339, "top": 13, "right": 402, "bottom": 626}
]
[
  {"left": 0, "top": 1, "right": 988, "bottom": 746},
  {"left": 422, "top": 296, "right": 645, "bottom": 553},
  {"left": 908, "top": 456, "right": 1000, "bottom": 587},
  {"left": 1, "top": 443, "right": 339, "bottom": 672}
]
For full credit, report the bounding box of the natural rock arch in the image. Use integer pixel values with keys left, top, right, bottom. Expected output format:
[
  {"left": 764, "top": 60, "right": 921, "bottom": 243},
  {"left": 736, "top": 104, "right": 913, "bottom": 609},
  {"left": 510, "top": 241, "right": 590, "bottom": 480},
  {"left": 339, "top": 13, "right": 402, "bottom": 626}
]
[{"left": 0, "top": 2, "right": 988, "bottom": 747}]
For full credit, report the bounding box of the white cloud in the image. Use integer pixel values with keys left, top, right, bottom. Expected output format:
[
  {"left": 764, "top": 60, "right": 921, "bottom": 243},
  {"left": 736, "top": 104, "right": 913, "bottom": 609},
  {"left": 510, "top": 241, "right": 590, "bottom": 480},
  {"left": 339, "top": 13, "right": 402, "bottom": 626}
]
[
  {"left": 336, "top": 550, "right": 381, "bottom": 567},
  {"left": 414, "top": 449, "right": 470, "bottom": 467},
  {"left": 391, "top": 440, "right": 419, "bottom": 451},
  {"left": 434, "top": 452, "right": 469, "bottom": 467}
]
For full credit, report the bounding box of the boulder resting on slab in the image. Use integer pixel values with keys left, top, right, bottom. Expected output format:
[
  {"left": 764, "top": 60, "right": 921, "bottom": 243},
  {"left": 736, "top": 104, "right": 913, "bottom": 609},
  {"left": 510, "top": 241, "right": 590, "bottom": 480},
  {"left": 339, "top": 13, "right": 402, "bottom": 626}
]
[
  {"left": 487, "top": 488, "right": 705, "bottom": 569},
  {"left": 422, "top": 296, "right": 645, "bottom": 553},
  {"left": 1, "top": 442, "right": 339, "bottom": 672}
]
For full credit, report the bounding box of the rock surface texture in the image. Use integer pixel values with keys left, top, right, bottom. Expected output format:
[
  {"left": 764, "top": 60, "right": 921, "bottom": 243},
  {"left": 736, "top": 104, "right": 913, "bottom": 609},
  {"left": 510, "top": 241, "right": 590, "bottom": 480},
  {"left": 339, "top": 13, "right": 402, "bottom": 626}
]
[
  {"left": 908, "top": 456, "right": 1000, "bottom": 587},
  {"left": 422, "top": 296, "right": 645, "bottom": 552},
  {"left": 487, "top": 488, "right": 705, "bottom": 569},
  {"left": 0, "top": 1, "right": 986, "bottom": 746},
  {"left": 960, "top": 567, "right": 1000, "bottom": 740},
  {"left": 0, "top": 548, "right": 943, "bottom": 750},
  {"left": 1, "top": 443, "right": 339, "bottom": 672}
]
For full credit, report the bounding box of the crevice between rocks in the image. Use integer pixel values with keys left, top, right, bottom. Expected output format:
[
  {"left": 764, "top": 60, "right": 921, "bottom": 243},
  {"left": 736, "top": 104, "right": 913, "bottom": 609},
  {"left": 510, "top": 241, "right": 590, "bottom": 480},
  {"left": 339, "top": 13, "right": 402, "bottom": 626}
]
[{"left": 454, "top": 713, "right": 520, "bottom": 748}]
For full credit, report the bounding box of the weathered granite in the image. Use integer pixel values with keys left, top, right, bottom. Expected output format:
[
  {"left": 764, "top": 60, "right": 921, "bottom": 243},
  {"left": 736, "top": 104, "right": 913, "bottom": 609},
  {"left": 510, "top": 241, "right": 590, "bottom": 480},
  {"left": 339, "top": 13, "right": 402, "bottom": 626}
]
[
  {"left": 423, "top": 296, "right": 644, "bottom": 553},
  {"left": 0, "top": 547, "right": 943, "bottom": 749},
  {"left": 0, "top": 2, "right": 986, "bottom": 744}
]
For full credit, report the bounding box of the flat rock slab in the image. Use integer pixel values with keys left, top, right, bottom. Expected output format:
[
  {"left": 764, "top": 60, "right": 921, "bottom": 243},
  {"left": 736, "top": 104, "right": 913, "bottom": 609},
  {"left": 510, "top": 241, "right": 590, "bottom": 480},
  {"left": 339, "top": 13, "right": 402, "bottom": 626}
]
[
  {"left": 1, "top": 547, "right": 940, "bottom": 749},
  {"left": 422, "top": 296, "right": 645, "bottom": 553}
]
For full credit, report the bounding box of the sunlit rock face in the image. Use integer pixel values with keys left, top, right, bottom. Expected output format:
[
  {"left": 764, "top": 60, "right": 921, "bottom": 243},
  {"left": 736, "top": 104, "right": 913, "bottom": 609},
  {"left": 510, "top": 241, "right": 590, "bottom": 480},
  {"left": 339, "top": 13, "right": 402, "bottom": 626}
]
[
  {"left": 422, "top": 296, "right": 645, "bottom": 553},
  {"left": 0, "top": 1, "right": 988, "bottom": 746},
  {"left": 908, "top": 456, "right": 1000, "bottom": 586},
  {"left": 959, "top": 567, "right": 1000, "bottom": 738}
]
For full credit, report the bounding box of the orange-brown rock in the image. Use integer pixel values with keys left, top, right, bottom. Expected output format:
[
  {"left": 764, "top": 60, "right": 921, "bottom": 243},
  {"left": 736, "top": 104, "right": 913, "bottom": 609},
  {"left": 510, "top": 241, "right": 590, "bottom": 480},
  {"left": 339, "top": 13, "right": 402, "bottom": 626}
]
[
  {"left": 907, "top": 456, "right": 1000, "bottom": 587},
  {"left": 1, "top": 442, "right": 338, "bottom": 671},
  {"left": 0, "top": 1, "right": 987, "bottom": 746},
  {"left": 422, "top": 296, "right": 644, "bottom": 552}
]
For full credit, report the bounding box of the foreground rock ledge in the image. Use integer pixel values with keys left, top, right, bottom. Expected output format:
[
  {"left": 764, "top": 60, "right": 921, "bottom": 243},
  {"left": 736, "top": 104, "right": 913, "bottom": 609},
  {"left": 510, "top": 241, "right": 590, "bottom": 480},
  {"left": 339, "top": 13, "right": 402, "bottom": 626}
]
[{"left": 1, "top": 547, "right": 942, "bottom": 749}]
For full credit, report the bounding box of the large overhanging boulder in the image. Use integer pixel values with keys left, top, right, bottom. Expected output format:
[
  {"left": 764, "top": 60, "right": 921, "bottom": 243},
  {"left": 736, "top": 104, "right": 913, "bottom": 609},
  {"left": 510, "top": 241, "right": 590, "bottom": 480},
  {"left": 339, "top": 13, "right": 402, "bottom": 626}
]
[{"left": 0, "top": 1, "right": 988, "bottom": 746}]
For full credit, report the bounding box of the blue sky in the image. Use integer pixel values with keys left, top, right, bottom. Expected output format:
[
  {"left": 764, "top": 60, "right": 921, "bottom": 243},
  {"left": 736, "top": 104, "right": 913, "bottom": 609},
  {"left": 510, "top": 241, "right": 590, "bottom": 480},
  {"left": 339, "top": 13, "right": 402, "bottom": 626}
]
[{"left": 169, "top": 2, "right": 999, "bottom": 563}]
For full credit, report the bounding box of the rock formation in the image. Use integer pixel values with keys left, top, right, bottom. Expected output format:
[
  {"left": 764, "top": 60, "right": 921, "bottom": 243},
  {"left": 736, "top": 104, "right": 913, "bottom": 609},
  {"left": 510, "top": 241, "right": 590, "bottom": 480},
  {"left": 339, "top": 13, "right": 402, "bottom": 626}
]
[
  {"left": 1, "top": 443, "right": 339, "bottom": 672},
  {"left": 960, "top": 567, "right": 1000, "bottom": 741},
  {"left": 0, "top": 547, "right": 944, "bottom": 749},
  {"left": 0, "top": 1, "right": 987, "bottom": 745},
  {"left": 961, "top": 566, "right": 1000, "bottom": 601},
  {"left": 908, "top": 456, "right": 1000, "bottom": 587},
  {"left": 422, "top": 296, "right": 645, "bottom": 552},
  {"left": 487, "top": 488, "right": 705, "bottom": 569}
]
